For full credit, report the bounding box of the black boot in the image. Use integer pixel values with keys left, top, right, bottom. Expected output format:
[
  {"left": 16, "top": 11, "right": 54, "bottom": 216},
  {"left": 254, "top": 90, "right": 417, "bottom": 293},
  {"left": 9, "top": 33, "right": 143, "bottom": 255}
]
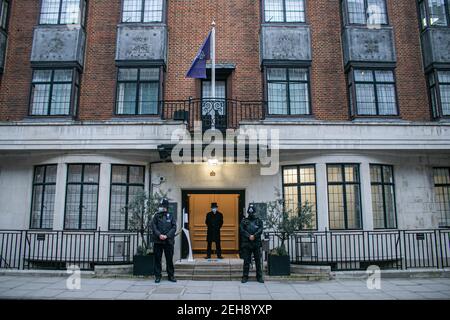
[
  {"left": 257, "top": 277, "right": 264, "bottom": 283},
  {"left": 241, "top": 277, "right": 248, "bottom": 283},
  {"left": 155, "top": 277, "right": 161, "bottom": 283},
  {"left": 168, "top": 276, "right": 177, "bottom": 283}
]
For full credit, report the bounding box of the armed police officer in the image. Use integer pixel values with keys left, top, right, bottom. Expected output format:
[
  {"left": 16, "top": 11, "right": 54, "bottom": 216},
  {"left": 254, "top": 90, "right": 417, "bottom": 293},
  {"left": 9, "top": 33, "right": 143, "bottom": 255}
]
[
  {"left": 151, "top": 198, "right": 177, "bottom": 283},
  {"left": 240, "top": 203, "right": 264, "bottom": 283}
]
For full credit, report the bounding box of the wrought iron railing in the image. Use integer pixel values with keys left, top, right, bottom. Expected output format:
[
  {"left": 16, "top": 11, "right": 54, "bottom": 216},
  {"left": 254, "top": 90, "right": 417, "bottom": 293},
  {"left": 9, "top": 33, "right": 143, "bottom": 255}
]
[
  {"left": 161, "top": 99, "right": 266, "bottom": 131},
  {"left": 264, "top": 229, "right": 450, "bottom": 271}
]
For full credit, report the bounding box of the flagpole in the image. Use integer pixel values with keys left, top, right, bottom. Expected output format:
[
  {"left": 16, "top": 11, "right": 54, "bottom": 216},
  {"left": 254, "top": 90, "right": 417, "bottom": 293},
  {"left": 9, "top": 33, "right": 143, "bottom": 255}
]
[{"left": 211, "top": 20, "right": 216, "bottom": 129}]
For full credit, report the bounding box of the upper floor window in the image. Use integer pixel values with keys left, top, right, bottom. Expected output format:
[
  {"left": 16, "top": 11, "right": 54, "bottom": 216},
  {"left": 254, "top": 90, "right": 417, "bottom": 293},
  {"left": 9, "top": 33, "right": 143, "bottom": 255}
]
[
  {"left": 419, "top": 0, "right": 450, "bottom": 29},
  {"left": 342, "top": 0, "right": 388, "bottom": 25},
  {"left": 40, "top": 0, "right": 86, "bottom": 25},
  {"left": 428, "top": 70, "right": 450, "bottom": 118},
  {"left": 116, "top": 67, "right": 160, "bottom": 115},
  {"left": 348, "top": 69, "right": 398, "bottom": 117},
  {"left": 266, "top": 67, "right": 311, "bottom": 116},
  {"left": 0, "top": 0, "right": 9, "bottom": 32},
  {"left": 122, "top": 0, "right": 164, "bottom": 23},
  {"left": 433, "top": 168, "right": 450, "bottom": 228},
  {"left": 264, "top": 0, "right": 306, "bottom": 23},
  {"left": 30, "top": 69, "right": 80, "bottom": 116}
]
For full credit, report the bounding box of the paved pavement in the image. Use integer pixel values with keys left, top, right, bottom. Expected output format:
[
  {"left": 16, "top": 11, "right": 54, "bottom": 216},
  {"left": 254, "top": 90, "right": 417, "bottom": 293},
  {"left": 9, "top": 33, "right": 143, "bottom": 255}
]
[{"left": 0, "top": 275, "right": 450, "bottom": 300}]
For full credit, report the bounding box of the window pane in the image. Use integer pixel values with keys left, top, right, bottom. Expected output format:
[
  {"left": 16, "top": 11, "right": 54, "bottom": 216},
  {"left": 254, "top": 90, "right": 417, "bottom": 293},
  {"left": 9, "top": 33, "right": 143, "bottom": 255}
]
[
  {"left": 129, "top": 166, "right": 144, "bottom": 184},
  {"left": 65, "top": 184, "right": 81, "bottom": 229},
  {"left": 347, "top": 0, "right": 366, "bottom": 24},
  {"left": 139, "top": 83, "right": 158, "bottom": 114},
  {"left": 265, "top": 0, "right": 284, "bottom": 22},
  {"left": 31, "top": 185, "right": 43, "bottom": 229},
  {"left": 267, "top": 68, "right": 287, "bottom": 81},
  {"left": 375, "top": 70, "right": 394, "bottom": 82},
  {"left": 283, "top": 167, "right": 298, "bottom": 184},
  {"left": 112, "top": 166, "right": 128, "bottom": 184},
  {"left": 371, "top": 185, "right": 384, "bottom": 228},
  {"left": 118, "top": 68, "right": 138, "bottom": 81},
  {"left": 33, "top": 70, "right": 52, "bottom": 82},
  {"left": 434, "top": 168, "right": 450, "bottom": 184},
  {"left": 268, "top": 83, "right": 288, "bottom": 115},
  {"left": 50, "top": 83, "right": 72, "bottom": 115},
  {"left": 110, "top": 185, "right": 127, "bottom": 230},
  {"left": 327, "top": 165, "right": 342, "bottom": 182},
  {"left": 123, "top": 0, "right": 143, "bottom": 22},
  {"left": 140, "top": 68, "right": 160, "bottom": 81},
  {"left": 299, "top": 166, "right": 315, "bottom": 183},
  {"left": 285, "top": 0, "right": 305, "bottom": 22},
  {"left": 376, "top": 84, "right": 397, "bottom": 115},
  {"left": 428, "top": 0, "right": 448, "bottom": 26},
  {"left": 356, "top": 84, "right": 376, "bottom": 115},
  {"left": 370, "top": 165, "right": 382, "bottom": 183},
  {"left": 284, "top": 186, "right": 298, "bottom": 216},
  {"left": 345, "top": 184, "right": 361, "bottom": 229},
  {"left": 354, "top": 70, "right": 373, "bottom": 82},
  {"left": 54, "top": 69, "right": 72, "bottom": 82},
  {"left": 68, "top": 165, "right": 82, "bottom": 182},
  {"left": 435, "top": 185, "right": 450, "bottom": 227},
  {"left": 60, "top": 0, "right": 81, "bottom": 24},
  {"left": 441, "top": 84, "right": 450, "bottom": 115},
  {"left": 31, "top": 84, "right": 51, "bottom": 115},
  {"left": 384, "top": 185, "right": 396, "bottom": 228},
  {"left": 420, "top": 1, "right": 428, "bottom": 28},
  {"left": 84, "top": 165, "right": 100, "bottom": 183},
  {"left": 383, "top": 165, "right": 394, "bottom": 183},
  {"left": 344, "top": 165, "right": 359, "bottom": 182},
  {"left": 438, "top": 71, "right": 450, "bottom": 83},
  {"left": 202, "top": 81, "right": 226, "bottom": 100},
  {"left": 34, "top": 166, "right": 45, "bottom": 183},
  {"left": 42, "top": 185, "right": 56, "bottom": 229},
  {"left": 45, "top": 165, "right": 57, "bottom": 183},
  {"left": 0, "top": 1, "right": 8, "bottom": 30},
  {"left": 289, "top": 83, "right": 309, "bottom": 115},
  {"left": 328, "top": 185, "right": 345, "bottom": 229},
  {"left": 117, "top": 83, "right": 137, "bottom": 114},
  {"left": 40, "top": 0, "right": 61, "bottom": 24},
  {"left": 81, "top": 184, "right": 98, "bottom": 229},
  {"left": 289, "top": 68, "right": 308, "bottom": 81},
  {"left": 300, "top": 185, "right": 317, "bottom": 228},
  {"left": 367, "top": 0, "right": 387, "bottom": 24},
  {"left": 144, "top": 0, "right": 163, "bottom": 22}
]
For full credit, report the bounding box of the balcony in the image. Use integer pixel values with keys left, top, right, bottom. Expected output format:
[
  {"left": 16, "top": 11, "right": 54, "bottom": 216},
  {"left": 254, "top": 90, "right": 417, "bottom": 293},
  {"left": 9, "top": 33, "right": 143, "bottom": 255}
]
[
  {"left": 115, "top": 24, "right": 167, "bottom": 64},
  {"left": 161, "top": 99, "right": 266, "bottom": 132},
  {"left": 342, "top": 26, "right": 396, "bottom": 68},
  {"left": 421, "top": 27, "right": 450, "bottom": 70},
  {"left": 30, "top": 25, "right": 86, "bottom": 68}
]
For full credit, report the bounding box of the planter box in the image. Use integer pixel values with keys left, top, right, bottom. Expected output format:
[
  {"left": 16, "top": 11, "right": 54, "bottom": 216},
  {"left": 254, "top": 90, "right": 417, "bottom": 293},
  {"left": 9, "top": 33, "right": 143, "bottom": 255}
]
[
  {"left": 268, "top": 254, "right": 291, "bottom": 276},
  {"left": 133, "top": 254, "right": 155, "bottom": 276}
]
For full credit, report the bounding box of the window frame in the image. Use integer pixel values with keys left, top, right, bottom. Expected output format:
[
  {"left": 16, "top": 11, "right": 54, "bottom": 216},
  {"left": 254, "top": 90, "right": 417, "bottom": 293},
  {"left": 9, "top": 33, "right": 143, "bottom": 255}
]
[
  {"left": 63, "top": 163, "right": 100, "bottom": 231},
  {"left": 427, "top": 69, "right": 450, "bottom": 119},
  {"left": 115, "top": 67, "right": 162, "bottom": 116},
  {"left": 348, "top": 67, "right": 400, "bottom": 117},
  {"left": 370, "top": 164, "right": 398, "bottom": 229},
  {"left": 39, "top": 0, "right": 87, "bottom": 26},
  {"left": 0, "top": 0, "right": 10, "bottom": 32},
  {"left": 433, "top": 167, "right": 450, "bottom": 228},
  {"left": 281, "top": 164, "right": 318, "bottom": 230},
  {"left": 28, "top": 68, "right": 80, "bottom": 117},
  {"left": 108, "top": 164, "right": 146, "bottom": 231},
  {"left": 121, "top": 0, "right": 166, "bottom": 24},
  {"left": 262, "top": 0, "right": 307, "bottom": 24},
  {"left": 327, "top": 163, "right": 363, "bottom": 231},
  {"left": 265, "top": 66, "right": 312, "bottom": 116},
  {"left": 29, "top": 164, "right": 58, "bottom": 230},
  {"left": 341, "top": 0, "right": 389, "bottom": 26},
  {"left": 418, "top": 0, "right": 450, "bottom": 30}
]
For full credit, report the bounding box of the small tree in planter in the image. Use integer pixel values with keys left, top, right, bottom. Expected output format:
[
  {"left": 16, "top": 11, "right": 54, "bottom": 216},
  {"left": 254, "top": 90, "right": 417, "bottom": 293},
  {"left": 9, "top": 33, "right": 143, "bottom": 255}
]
[
  {"left": 125, "top": 189, "right": 168, "bottom": 276},
  {"left": 264, "top": 189, "right": 314, "bottom": 276}
]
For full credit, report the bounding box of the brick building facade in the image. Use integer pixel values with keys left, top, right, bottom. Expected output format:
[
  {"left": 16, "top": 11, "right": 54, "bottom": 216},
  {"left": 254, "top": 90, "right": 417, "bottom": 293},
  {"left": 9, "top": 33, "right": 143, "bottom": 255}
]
[{"left": 0, "top": 0, "right": 449, "bottom": 269}]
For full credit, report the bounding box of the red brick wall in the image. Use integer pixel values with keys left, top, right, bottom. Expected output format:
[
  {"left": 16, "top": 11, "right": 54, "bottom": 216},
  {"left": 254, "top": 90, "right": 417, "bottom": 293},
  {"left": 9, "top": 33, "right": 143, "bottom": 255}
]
[{"left": 0, "top": 0, "right": 433, "bottom": 122}]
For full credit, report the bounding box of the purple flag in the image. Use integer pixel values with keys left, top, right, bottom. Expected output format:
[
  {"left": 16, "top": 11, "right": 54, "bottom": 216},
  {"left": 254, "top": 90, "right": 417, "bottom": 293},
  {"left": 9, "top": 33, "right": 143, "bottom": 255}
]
[{"left": 186, "top": 31, "right": 212, "bottom": 79}]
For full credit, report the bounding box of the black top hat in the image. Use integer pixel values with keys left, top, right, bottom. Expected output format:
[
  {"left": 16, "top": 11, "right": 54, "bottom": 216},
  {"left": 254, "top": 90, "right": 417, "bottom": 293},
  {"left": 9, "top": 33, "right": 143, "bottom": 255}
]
[
  {"left": 160, "top": 198, "right": 169, "bottom": 208},
  {"left": 211, "top": 202, "right": 218, "bottom": 208}
]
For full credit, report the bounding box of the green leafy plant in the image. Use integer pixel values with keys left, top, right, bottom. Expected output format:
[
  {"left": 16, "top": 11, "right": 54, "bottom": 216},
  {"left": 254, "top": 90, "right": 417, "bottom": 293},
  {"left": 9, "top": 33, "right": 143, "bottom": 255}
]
[
  {"left": 125, "top": 189, "right": 169, "bottom": 256},
  {"left": 264, "top": 189, "right": 314, "bottom": 256}
]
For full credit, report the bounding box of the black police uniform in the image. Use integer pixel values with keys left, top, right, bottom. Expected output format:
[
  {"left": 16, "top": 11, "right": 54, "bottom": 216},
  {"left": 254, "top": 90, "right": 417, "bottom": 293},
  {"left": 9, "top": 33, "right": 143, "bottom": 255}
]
[
  {"left": 205, "top": 205, "right": 223, "bottom": 258},
  {"left": 240, "top": 207, "right": 264, "bottom": 282},
  {"left": 151, "top": 207, "right": 177, "bottom": 281}
]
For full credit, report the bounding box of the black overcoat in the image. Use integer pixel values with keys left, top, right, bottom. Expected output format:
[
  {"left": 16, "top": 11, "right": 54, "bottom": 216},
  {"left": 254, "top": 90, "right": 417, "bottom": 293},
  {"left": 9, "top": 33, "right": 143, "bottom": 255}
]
[{"left": 205, "top": 211, "right": 223, "bottom": 242}]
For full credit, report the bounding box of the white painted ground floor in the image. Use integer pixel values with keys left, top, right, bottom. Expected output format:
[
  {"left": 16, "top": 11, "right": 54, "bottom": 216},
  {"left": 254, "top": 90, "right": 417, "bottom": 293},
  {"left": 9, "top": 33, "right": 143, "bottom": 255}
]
[{"left": 0, "top": 149, "right": 449, "bottom": 262}]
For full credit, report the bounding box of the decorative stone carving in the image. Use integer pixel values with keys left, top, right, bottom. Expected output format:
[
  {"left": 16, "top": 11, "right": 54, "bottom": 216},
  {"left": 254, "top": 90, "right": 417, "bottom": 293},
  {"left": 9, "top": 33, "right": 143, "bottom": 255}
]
[
  {"left": 30, "top": 25, "right": 86, "bottom": 67},
  {"left": 342, "top": 26, "right": 396, "bottom": 66},
  {"left": 260, "top": 25, "right": 312, "bottom": 62},
  {"left": 116, "top": 25, "right": 167, "bottom": 62},
  {"left": 421, "top": 28, "right": 450, "bottom": 69}
]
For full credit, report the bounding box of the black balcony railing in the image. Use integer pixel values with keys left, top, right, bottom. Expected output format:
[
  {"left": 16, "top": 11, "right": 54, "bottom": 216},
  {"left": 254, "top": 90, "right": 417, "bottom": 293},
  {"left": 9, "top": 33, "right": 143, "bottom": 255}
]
[
  {"left": 264, "top": 229, "right": 450, "bottom": 271},
  {"left": 161, "top": 99, "right": 266, "bottom": 131}
]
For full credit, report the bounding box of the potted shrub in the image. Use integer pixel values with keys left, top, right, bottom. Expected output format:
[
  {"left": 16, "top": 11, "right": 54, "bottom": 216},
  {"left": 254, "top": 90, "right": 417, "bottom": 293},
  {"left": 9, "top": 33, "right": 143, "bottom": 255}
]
[
  {"left": 264, "top": 190, "right": 314, "bottom": 276},
  {"left": 126, "top": 189, "right": 167, "bottom": 276}
]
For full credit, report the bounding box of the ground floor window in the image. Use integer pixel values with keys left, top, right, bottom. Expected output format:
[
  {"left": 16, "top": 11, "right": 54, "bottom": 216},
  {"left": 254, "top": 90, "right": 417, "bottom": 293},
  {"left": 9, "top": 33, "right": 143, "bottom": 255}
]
[
  {"left": 282, "top": 165, "right": 317, "bottom": 229},
  {"left": 109, "top": 165, "right": 145, "bottom": 230},
  {"left": 30, "top": 165, "right": 57, "bottom": 229},
  {"left": 64, "top": 164, "right": 100, "bottom": 230},
  {"left": 370, "top": 164, "right": 397, "bottom": 229},
  {"left": 433, "top": 168, "right": 450, "bottom": 227},
  {"left": 327, "top": 164, "right": 362, "bottom": 230}
]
